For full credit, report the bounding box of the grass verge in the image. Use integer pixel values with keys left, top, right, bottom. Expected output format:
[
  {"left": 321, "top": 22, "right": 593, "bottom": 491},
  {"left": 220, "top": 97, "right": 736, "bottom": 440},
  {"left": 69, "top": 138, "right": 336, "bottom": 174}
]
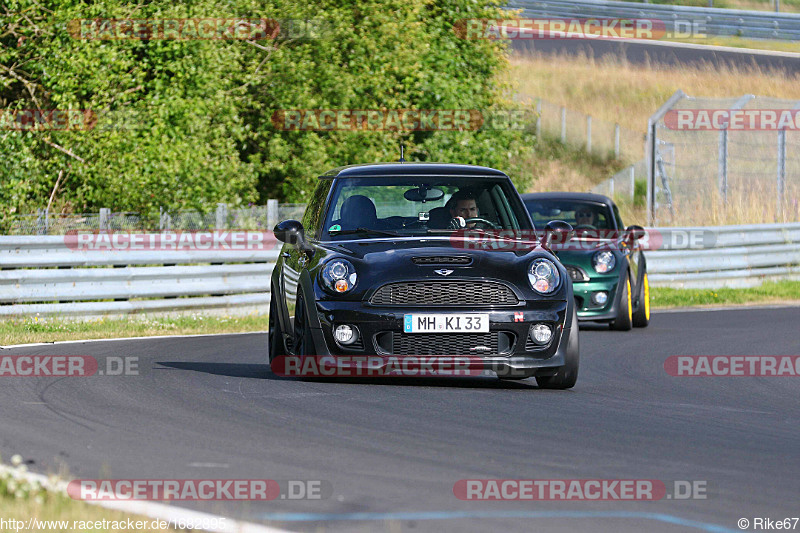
[
  {"left": 651, "top": 280, "right": 800, "bottom": 308},
  {"left": 1, "top": 460, "right": 179, "bottom": 532},
  {"left": 1, "top": 282, "right": 799, "bottom": 346},
  {"left": 0, "top": 314, "right": 268, "bottom": 346}
]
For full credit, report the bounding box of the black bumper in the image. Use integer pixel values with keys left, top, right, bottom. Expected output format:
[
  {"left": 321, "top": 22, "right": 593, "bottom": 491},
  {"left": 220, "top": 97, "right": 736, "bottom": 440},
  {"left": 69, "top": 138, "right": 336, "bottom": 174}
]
[{"left": 304, "top": 299, "right": 573, "bottom": 378}]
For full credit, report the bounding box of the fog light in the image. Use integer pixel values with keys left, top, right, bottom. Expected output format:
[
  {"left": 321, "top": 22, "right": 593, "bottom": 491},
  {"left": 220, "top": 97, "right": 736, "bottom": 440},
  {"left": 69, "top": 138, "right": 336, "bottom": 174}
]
[
  {"left": 530, "top": 323, "right": 553, "bottom": 345},
  {"left": 592, "top": 291, "right": 609, "bottom": 306},
  {"left": 334, "top": 325, "right": 358, "bottom": 345}
]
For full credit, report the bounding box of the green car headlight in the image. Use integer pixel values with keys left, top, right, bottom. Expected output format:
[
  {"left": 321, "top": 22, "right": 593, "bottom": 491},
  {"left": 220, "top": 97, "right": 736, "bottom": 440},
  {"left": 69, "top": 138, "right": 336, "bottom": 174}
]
[{"left": 592, "top": 250, "right": 616, "bottom": 273}]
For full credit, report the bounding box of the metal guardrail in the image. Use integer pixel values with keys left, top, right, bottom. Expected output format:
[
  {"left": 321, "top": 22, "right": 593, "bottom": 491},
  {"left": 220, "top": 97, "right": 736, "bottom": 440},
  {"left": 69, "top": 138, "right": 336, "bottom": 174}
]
[
  {"left": 508, "top": 0, "right": 800, "bottom": 40},
  {"left": 0, "top": 235, "right": 277, "bottom": 317},
  {"left": 1, "top": 223, "right": 798, "bottom": 318},
  {"left": 647, "top": 222, "right": 800, "bottom": 288}
]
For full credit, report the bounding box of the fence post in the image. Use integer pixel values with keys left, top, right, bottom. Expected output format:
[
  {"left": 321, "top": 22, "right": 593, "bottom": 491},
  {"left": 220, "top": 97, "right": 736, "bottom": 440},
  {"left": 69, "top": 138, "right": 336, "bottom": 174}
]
[
  {"left": 586, "top": 115, "right": 592, "bottom": 153},
  {"left": 216, "top": 203, "right": 228, "bottom": 229},
  {"left": 560, "top": 107, "right": 566, "bottom": 144},
  {"left": 630, "top": 165, "right": 635, "bottom": 203},
  {"left": 267, "top": 199, "right": 279, "bottom": 229},
  {"left": 777, "top": 129, "right": 786, "bottom": 219},
  {"left": 159, "top": 207, "right": 171, "bottom": 231},
  {"left": 718, "top": 95, "right": 754, "bottom": 207},
  {"left": 99, "top": 208, "right": 111, "bottom": 230},
  {"left": 614, "top": 124, "right": 620, "bottom": 159},
  {"left": 535, "top": 98, "right": 542, "bottom": 140},
  {"left": 609, "top": 172, "right": 615, "bottom": 197},
  {"left": 717, "top": 128, "right": 728, "bottom": 204}
]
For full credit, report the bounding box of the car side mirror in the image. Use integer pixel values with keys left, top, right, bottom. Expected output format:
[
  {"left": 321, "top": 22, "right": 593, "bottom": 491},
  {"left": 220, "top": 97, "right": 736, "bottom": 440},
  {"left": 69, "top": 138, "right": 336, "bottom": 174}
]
[
  {"left": 626, "top": 225, "right": 645, "bottom": 241},
  {"left": 541, "top": 220, "right": 574, "bottom": 248},
  {"left": 274, "top": 220, "right": 314, "bottom": 254}
]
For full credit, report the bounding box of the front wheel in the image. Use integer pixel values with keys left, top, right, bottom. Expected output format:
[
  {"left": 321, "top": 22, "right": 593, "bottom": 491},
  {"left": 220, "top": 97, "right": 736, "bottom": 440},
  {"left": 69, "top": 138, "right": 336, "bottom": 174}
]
[
  {"left": 610, "top": 276, "right": 633, "bottom": 331},
  {"left": 632, "top": 272, "right": 650, "bottom": 328},
  {"left": 536, "top": 306, "right": 579, "bottom": 389},
  {"left": 268, "top": 291, "right": 285, "bottom": 365}
]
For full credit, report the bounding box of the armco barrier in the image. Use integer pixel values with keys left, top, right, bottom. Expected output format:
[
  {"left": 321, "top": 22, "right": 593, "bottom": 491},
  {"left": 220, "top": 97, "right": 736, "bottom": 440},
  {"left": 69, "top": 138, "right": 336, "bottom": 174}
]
[
  {"left": 1, "top": 223, "right": 799, "bottom": 318},
  {"left": 0, "top": 235, "right": 278, "bottom": 317},
  {"left": 647, "top": 222, "right": 800, "bottom": 288},
  {"left": 507, "top": 0, "right": 800, "bottom": 40}
]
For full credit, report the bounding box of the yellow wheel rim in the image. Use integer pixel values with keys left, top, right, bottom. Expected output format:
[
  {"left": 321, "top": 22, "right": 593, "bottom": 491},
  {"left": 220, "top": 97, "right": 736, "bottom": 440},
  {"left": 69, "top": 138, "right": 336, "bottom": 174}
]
[
  {"left": 627, "top": 279, "right": 632, "bottom": 322},
  {"left": 644, "top": 274, "right": 650, "bottom": 321}
]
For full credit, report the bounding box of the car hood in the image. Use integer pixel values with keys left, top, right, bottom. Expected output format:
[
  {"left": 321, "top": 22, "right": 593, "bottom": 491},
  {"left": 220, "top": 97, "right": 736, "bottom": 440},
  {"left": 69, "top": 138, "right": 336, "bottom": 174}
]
[{"left": 311, "top": 236, "right": 567, "bottom": 302}]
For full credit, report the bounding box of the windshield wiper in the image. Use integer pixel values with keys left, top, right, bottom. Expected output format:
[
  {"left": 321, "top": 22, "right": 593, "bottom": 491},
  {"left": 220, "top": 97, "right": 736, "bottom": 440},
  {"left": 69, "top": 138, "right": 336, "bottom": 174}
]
[
  {"left": 330, "top": 227, "right": 404, "bottom": 238},
  {"left": 426, "top": 227, "right": 488, "bottom": 234}
]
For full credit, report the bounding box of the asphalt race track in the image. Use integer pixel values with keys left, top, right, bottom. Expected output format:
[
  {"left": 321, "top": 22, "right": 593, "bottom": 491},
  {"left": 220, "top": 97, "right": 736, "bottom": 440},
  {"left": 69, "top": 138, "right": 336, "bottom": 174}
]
[
  {"left": 511, "top": 39, "right": 800, "bottom": 75},
  {"left": 1, "top": 307, "right": 799, "bottom": 532}
]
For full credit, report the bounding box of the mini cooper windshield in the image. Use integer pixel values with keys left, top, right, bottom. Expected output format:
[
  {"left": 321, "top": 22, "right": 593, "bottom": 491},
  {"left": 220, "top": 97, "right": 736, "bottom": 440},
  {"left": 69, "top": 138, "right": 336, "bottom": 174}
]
[
  {"left": 322, "top": 176, "right": 532, "bottom": 240},
  {"left": 525, "top": 199, "right": 616, "bottom": 231}
]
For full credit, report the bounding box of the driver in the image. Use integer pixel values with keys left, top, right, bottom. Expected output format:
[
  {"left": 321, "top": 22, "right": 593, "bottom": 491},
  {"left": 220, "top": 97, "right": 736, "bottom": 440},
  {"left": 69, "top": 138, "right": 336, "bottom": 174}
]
[
  {"left": 574, "top": 207, "right": 597, "bottom": 229},
  {"left": 447, "top": 190, "right": 480, "bottom": 229}
]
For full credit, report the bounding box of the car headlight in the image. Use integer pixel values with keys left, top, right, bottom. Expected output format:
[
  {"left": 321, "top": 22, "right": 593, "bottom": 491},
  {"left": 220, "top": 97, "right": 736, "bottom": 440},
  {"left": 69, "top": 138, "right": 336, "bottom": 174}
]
[
  {"left": 528, "top": 258, "right": 560, "bottom": 294},
  {"left": 321, "top": 259, "right": 357, "bottom": 293},
  {"left": 592, "top": 250, "right": 616, "bottom": 273}
]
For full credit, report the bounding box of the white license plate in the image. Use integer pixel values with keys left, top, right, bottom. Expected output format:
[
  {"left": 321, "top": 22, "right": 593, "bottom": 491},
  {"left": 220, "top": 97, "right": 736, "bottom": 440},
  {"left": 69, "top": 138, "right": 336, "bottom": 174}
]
[{"left": 403, "top": 314, "right": 489, "bottom": 333}]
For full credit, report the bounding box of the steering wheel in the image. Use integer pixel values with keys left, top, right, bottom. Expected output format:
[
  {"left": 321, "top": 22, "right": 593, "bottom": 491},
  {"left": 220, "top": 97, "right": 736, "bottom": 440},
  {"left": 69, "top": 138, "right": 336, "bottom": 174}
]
[
  {"left": 464, "top": 217, "right": 499, "bottom": 229},
  {"left": 574, "top": 224, "right": 596, "bottom": 230}
]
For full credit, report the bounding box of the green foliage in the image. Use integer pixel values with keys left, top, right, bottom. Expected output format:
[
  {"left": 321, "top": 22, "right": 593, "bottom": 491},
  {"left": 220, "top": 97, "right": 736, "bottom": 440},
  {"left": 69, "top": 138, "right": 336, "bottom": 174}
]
[
  {"left": 634, "top": 178, "right": 647, "bottom": 207},
  {"left": 1, "top": 0, "right": 531, "bottom": 222}
]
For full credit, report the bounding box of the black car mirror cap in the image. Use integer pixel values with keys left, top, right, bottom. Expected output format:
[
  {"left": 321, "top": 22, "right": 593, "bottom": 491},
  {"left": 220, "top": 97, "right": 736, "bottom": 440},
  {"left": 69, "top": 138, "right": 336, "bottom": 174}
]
[
  {"left": 626, "top": 225, "right": 646, "bottom": 241},
  {"left": 274, "top": 219, "right": 314, "bottom": 253},
  {"left": 541, "top": 220, "right": 574, "bottom": 247}
]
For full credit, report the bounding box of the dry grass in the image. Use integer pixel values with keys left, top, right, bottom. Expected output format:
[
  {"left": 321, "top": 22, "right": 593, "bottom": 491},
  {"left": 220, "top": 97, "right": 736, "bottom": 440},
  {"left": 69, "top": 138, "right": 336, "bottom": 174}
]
[{"left": 508, "top": 52, "right": 800, "bottom": 134}]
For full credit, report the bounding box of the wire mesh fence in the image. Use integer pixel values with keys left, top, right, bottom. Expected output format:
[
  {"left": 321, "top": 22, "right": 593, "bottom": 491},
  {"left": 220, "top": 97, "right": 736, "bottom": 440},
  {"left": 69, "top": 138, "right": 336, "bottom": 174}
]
[
  {"left": 517, "top": 95, "right": 645, "bottom": 163},
  {"left": 5, "top": 202, "right": 308, "bottom": 235},
  {"left": 648, "top": 92, "right": 800, "bottom": 226}
]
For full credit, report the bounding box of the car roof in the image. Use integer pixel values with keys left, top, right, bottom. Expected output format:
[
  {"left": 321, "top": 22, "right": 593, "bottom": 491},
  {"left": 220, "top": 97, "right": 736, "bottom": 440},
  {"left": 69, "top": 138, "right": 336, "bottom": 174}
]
[
  {"left": 520, "top": 191, "right": 613, "bottom": 204},
  {"left": 319, "top": 163, "right": 509, "bottom": 179}
]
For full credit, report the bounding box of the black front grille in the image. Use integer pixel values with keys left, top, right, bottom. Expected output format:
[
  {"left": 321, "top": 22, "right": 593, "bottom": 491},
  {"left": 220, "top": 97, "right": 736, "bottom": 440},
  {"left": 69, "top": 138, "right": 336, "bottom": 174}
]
[
  {"left": 412, "top": 256, "right": 472, "bottom": 265},
  {"left": 370, "top": 281, "right": 518, "bottom": 306},
  {"left": 377, "top": 331, "right": 515, "bottom": 356},
  {"left": 565, "top": 265, "right": 589, "bottom": 282}
]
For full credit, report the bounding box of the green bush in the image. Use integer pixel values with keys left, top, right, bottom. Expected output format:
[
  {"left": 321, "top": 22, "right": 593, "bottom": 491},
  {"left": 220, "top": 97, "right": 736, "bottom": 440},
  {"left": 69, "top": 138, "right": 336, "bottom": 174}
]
[{"left": 1, "top": 0, "right": 533, "bottom": 219}]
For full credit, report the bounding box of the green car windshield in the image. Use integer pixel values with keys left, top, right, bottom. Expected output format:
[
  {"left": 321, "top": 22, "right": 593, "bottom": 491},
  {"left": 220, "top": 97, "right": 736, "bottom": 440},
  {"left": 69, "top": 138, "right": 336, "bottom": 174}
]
[
  {"left": 322, "top": 176, "right": 531, "bottom": 240},
  {"left": 525, "top": 199, "right": 615, "bottom": 231}
]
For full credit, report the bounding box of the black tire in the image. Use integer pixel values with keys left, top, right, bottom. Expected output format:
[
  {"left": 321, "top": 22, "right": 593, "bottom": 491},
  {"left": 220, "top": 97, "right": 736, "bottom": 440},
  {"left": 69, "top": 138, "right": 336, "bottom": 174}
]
[
  {"left": 268, "top": 291, "right": 285, "bottom": 365},
  {"left": 632, "top": 271, "right": 650, "bottom": 328},
  {"left": 292, "top": 293, "right": 314, "bottom": 357},
  {"left": 536, "top": 306, "right": 579, "bottom": 389},
  {"left": 610, "top": 276, "right": 633, "bottom": 331}
]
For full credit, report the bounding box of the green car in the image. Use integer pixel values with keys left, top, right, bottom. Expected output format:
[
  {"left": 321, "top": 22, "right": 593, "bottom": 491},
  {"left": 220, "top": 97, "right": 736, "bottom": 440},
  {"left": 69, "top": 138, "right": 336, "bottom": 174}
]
[{"left": 522, "top": 192, "right": 650, "bottom": 330}]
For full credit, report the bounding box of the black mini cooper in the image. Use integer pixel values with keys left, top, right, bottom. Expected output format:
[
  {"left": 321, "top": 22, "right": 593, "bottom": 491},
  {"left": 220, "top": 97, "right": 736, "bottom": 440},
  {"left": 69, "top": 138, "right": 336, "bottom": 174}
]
[{"left": 269, "top": 163, "right": 579, "bottom": 388}]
